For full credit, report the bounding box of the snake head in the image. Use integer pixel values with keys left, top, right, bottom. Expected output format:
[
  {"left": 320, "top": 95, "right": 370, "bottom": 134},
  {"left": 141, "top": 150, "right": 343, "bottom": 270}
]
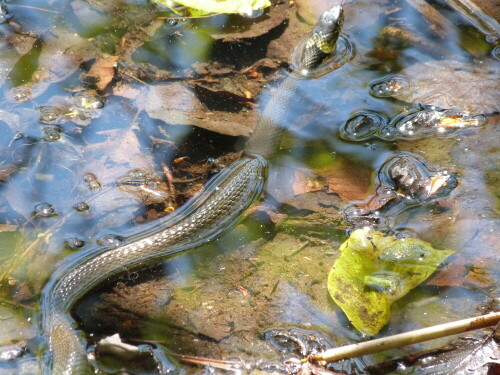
[{"left": 300, "top": 5, "right": 345, "bottom": 72}]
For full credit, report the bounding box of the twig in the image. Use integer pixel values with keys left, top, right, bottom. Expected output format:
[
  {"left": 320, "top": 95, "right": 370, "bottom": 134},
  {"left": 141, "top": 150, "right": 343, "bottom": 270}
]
[
  {"left": 307, "top": 311, "right": 500, "bottom": 363},
  {"left": 161, "top": 162, "right": 176, "bottom": 200},
  {"left": 9, "top": 5, "right": 59, "bottom": 14},
  {"left": 176, "top": 354, "right": 243, "bottom": 371},
  {"left": 284, "top": 241, "right": 309, "bottom": 261}
]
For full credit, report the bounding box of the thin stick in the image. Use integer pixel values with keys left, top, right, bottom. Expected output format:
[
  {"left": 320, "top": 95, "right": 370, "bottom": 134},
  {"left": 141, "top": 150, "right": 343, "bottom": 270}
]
[
  {"left": 10, "top": 5, "right": 59, "bottom": 14},
  {"left": 308, "top": 311, "right": 500, "bottom": 363}
]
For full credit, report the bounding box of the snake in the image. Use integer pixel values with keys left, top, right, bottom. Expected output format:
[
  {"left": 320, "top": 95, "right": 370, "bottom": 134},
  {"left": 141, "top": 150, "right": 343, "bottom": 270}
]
[{"left": 39, "top": 5, "right": 345, "bottom": 374}]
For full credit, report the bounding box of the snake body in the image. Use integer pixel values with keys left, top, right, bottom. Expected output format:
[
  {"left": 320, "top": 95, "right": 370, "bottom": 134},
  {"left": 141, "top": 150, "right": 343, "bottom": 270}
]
[{"left": 40, "top": 6, "right": 344, "bottom": 374}]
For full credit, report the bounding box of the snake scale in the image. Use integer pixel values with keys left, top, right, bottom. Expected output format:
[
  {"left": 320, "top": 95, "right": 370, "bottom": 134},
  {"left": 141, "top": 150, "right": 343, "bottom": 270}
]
[{"left": 40, "top": 6, "right": 345, "bottom": 374}]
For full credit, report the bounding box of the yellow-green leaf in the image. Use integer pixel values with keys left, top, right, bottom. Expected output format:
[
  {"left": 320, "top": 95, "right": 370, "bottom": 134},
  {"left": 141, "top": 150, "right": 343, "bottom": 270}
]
[
  {"left": 327, "top": 229, "right": 454, "bottom": 335},
  {"left": 153, "top": 0, "right": 271, "bottom": 16}
]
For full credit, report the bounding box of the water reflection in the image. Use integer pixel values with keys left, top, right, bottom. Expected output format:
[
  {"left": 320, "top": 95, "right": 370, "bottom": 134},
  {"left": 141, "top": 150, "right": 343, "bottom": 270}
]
[{"left": 0, "top": 0, "right": 498, "bottom": 372}]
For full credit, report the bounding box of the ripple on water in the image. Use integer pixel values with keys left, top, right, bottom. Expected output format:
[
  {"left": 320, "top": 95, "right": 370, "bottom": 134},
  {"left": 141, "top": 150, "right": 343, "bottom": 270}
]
[{"left": 290, "top": 35, "right": 355, "bottom": 78}]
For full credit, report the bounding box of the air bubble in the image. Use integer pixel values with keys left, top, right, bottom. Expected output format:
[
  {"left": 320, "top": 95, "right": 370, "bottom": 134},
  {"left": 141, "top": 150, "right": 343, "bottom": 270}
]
[
  {"left": 369, "top": 75, "right": 410, "bottom": 98},
  {"left": 485, "top": 33, "right": 499, "bottom": 44},
  {"left": 128, "top": 169, "right": 147, "bottom": 179},
  {"left": 34, "top": 203, "right": 56, "bottom": 218},
  {"left": 340, "top": 111, "right": 387, "bottom": 141},
  {"left": 492, "top": 46, "right": 500, "bottom": 61},
  {"left": 74, "top": 202, "right": 90, "bottom": 212},
  {"left": 67, "top": 238, "right": 85, "bottom": 249},
  {"left": 42, "top": 127, "right": 62, "bottom": 142},
  {"left": 97, "top": 234, "right": 124, "bottom": 248},
  {"left": 73, "top": 91, "right": 106, "bottom": 110},
  {"left": 127, "top": 271, "right": 139, "bottom": 281},
  {"left": 39, "top": 106, "right": 62, "bottom": 125},
  {"left": 166, "top": 19, "right": 179, "bottom": 27}
]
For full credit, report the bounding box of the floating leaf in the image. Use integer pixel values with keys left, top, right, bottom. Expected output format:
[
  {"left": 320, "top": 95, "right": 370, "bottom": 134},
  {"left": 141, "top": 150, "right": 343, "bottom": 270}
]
[
  {"left": 327, "top": 229, "right": 454, "bottom": 335},
  {"left": 153, "top": 0, "right": 271, "bottom": 16}
]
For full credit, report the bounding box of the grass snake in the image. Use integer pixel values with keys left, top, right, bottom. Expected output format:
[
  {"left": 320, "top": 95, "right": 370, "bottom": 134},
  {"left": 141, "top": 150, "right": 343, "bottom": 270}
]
[{"left": 40, "top": 5, "right": 345, "bottom": 374}]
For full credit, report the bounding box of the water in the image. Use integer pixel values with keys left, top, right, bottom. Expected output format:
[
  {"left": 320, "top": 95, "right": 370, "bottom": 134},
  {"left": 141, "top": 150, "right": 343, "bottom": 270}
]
[{"left": 0, "top": 0, "right": 499, "bottom": 373}]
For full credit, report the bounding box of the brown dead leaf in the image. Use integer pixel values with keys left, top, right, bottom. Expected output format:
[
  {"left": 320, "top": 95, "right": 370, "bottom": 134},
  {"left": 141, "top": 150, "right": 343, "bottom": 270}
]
[
  {"left": 427, "top": 255, "right": 495, "bottom": 290},
  {"left": 321, "top": 158, "right": 372, "bottom": 202},
  {"left": 82, "top": 54, "right": 119, "bottom": 91},
  {"left": 292, "top": 159, "right": 372, "bottom": 202}
]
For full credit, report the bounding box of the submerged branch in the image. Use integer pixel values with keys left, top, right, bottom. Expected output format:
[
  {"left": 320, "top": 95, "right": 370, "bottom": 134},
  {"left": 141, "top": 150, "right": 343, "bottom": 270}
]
[{"left": 308, "top": 311, "right": 500, "bottom": 363}]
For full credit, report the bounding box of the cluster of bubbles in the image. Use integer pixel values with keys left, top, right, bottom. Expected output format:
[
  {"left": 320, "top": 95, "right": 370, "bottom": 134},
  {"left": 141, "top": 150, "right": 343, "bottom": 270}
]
[
  {"left": 83, "top": 172, "right": 101, "bottom": 190},
  {"left": 9, "top": 86, "right": 33, "bottom": 103},
  {"left": 340, "top": 107, "right": 484, "bottom": 142},
  {"left": 37, "top": 91, "right": 106, "bottom": 143},
  {"left": 38, "top": 91, "right": 106, "bottom": 126}
]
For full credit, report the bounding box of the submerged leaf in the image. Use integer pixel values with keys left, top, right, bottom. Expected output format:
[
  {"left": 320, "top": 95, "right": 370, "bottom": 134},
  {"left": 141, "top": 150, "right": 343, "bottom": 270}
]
[
  {"left": 371, "top": 60, "right": 500, "bottom": 114},
  {"left": 153, "top": 0, "right": 271, "bottom": 16},
  {"left": 327, "top": 229, "right": 454, "bottom": 335}
]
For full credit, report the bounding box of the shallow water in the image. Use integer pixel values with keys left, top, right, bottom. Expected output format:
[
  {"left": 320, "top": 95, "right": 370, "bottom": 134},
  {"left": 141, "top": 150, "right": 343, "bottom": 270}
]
[{"left": 0, "top": 0, "right": 499, "bottom": 373}]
